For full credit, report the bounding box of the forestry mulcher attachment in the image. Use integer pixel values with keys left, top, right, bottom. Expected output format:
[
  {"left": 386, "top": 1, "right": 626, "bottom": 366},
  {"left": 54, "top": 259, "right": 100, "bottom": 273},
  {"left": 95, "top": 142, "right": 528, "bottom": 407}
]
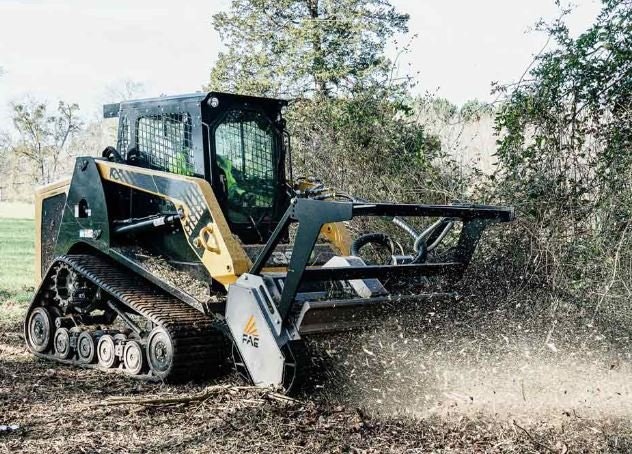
[{"left": 25, "top": 92, "right": 514, "bottom": 392}]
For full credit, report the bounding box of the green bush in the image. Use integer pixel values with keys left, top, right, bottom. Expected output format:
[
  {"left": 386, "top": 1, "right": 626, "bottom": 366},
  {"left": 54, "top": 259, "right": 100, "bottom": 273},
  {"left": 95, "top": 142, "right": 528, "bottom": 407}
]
[{"left": 487, "top": 0, "right": 632, "bottom": 317}]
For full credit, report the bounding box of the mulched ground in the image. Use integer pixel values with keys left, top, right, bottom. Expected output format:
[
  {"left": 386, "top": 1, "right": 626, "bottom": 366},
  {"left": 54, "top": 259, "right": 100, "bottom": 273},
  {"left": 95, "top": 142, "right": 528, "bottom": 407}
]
[{"left": 2, "top": 294, "right": 632, "bottom": 453}]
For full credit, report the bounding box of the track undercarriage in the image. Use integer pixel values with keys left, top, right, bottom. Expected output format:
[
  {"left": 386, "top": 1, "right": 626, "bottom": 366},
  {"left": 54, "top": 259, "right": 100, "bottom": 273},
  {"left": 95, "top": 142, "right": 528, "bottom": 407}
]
[
  {"left": 25, "top": 254, "right": 227, "bottom": 382},
  {"left": 25, "top": 253, "right": 311, "bottom": 390}
]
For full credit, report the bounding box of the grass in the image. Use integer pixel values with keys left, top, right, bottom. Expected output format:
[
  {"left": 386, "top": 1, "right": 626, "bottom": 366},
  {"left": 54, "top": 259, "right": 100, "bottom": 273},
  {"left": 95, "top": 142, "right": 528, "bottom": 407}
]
[{"left": 0, "top": 218, "right": 35, "bottom": 321}]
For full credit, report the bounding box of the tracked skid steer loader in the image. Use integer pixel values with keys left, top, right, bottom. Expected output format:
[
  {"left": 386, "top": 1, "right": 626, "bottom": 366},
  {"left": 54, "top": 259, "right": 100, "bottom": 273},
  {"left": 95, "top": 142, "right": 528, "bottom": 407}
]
[{"left": 25, "top": 92, "right": 514, "bottom": 392}]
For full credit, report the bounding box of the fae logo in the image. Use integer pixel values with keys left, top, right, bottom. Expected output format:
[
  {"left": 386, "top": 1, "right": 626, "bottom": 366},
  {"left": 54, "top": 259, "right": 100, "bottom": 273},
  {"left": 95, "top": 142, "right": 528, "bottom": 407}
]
[{"left": 242, "top": 315, "right": 260, "bottom": 348}]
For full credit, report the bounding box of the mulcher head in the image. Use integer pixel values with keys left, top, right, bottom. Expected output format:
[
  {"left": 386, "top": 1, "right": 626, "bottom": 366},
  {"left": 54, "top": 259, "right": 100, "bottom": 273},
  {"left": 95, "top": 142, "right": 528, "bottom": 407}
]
[{"left": 226, "top": 197, "right": 514, "bottom": 391}]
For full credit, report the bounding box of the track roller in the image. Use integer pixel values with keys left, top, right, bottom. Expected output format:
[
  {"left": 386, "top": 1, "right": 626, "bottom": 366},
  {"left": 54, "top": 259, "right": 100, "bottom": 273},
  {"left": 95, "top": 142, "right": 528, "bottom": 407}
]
[
  {"left": 123, "top": 340, "right": 146, "bottom": 375},
  {"left": 97, "top": 334, "right": 119, "bottom": 368},
  {"left": 77, "top": 332, "right": 97, "bottom": 364},
  {"left": 54, "top": 327, "right": 72, "bottom": 359}
]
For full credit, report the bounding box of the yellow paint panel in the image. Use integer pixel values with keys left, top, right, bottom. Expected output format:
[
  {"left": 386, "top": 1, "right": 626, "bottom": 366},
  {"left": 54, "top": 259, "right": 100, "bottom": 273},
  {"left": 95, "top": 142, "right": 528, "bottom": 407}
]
[{"left": 96, "top": 161, "right": 251, "bottom": 288}]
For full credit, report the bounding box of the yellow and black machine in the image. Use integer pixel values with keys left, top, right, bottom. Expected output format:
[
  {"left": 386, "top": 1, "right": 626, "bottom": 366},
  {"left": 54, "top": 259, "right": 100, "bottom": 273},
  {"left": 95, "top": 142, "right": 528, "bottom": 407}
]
[{"left": 25, "top": 92, "right": 514, "bottom": 392}]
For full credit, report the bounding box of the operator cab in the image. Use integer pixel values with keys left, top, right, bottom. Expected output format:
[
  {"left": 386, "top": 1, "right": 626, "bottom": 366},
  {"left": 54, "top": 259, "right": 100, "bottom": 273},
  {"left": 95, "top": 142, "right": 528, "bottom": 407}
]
[{"left": 104, "top": 92, "right": 291, "bottom": 244}]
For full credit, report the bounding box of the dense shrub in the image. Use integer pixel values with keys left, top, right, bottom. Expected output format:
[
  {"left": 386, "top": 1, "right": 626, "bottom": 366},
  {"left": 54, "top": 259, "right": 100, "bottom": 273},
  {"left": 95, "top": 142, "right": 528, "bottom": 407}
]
[{"left": 488, "top": 0, "right": 632, "bottom": 316}]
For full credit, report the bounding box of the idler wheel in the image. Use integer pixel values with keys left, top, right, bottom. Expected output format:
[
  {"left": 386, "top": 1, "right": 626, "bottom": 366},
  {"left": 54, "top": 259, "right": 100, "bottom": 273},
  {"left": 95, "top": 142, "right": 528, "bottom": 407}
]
[
  {"left": 147, "top": 328, "right": 174, "bottom": 379},
  {"left": 54, "top": 327, "right": 72, "bottom": 359},
  {"left": 97, "top": 334, "right": 119, "bottom": 368},
  {"left": 123, "top": 340, "right": 146, "bottom": 375},
  {"left": 77, "top": 332, "right": 96, "bottom": 364},
  {"left": 26, "top": 307, "right": 53, "bottom": 353}
]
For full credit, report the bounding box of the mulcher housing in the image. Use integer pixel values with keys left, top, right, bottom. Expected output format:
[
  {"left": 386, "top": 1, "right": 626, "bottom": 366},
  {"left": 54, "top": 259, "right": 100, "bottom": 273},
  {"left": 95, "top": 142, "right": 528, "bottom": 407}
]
[{"left": 26, "top": 92, "right": 514, "bottom": 391}]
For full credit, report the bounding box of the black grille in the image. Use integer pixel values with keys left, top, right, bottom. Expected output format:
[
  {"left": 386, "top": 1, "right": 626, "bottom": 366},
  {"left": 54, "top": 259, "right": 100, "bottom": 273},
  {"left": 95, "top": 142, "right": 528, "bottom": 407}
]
[
  {"left": 117, "top": 115, "right": 130, "bottom": 155},
  {"left": 136, "top": 113, "right": 194, "bottom": 175}
]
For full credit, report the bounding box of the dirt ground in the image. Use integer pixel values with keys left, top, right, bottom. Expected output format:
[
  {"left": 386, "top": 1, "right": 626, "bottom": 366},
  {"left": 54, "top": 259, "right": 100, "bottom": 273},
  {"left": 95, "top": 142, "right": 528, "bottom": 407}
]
[{"left": 2, "top": 294, "right": 632, "bottom": 453}]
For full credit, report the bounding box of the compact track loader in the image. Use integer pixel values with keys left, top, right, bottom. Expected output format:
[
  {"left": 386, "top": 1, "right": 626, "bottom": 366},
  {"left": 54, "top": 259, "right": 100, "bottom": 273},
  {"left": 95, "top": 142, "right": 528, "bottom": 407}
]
[{"left": 25, "top": 92, "right": 514, "bottom": 392}]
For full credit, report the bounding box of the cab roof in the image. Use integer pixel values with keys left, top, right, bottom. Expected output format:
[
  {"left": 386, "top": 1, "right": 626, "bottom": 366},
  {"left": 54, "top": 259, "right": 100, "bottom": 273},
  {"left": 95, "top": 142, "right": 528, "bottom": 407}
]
[{"left": 103, "top": 91, "right": 287, "bottom": 119}]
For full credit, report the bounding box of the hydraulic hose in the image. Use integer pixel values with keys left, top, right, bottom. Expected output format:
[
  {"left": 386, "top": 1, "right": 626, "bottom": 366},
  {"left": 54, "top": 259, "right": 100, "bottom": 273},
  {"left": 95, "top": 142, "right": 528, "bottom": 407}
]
[
  {"left": 392, "top": 216, "right": 419, "bottom": 240},
  {"left": 350, "top": 233, "right": 394, "bottom": 258},
  {"left": 318, "top": 192, "right": 449, "bottom": 263},
  {"left": 413, "top": 218, "right": 454, "bottom": 253}
]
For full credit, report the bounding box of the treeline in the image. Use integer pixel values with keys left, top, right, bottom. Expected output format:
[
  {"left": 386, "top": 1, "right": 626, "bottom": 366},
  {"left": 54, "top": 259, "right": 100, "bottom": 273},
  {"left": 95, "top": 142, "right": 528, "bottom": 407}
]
[
  {"left": 0, "top": 81, "right": 144, "bottom": 201},
  {"left": 0, "top": 102, "right": 104, "bottom": 201},
  {"left": 0, "top": 92, "right": 493, "bottom": 203}
]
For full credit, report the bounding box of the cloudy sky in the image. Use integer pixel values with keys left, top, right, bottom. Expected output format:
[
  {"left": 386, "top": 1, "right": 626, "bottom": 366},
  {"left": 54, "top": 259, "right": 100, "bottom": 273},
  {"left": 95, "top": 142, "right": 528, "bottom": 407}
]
[{"left": 0, "top": 0, "right": 601, "bottom": 123}]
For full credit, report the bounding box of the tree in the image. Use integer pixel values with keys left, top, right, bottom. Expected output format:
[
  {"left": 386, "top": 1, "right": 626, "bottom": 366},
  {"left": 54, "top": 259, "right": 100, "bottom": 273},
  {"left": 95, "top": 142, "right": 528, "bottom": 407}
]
[
  {"left": 11, "top": 100, "right": 82, "bottom": 185},
  {"left": 209, "top": 0, "right": 409, "bottom": 98}
]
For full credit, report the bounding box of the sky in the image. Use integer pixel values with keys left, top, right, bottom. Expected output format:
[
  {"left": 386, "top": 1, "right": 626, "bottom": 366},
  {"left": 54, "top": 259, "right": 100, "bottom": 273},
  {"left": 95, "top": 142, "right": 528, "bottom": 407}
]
[{"left": 0, "top": 0, "right": 602, "bottom": 124}]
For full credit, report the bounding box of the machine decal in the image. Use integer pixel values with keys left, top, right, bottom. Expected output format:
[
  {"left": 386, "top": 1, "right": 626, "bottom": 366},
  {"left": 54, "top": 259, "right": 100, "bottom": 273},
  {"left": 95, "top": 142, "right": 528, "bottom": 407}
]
[
  {"left": 109, "top": 167, "right": 214, "bottom": 257},
  {"left": 242, "top": 315, "right": 260, "bottom": 347}
]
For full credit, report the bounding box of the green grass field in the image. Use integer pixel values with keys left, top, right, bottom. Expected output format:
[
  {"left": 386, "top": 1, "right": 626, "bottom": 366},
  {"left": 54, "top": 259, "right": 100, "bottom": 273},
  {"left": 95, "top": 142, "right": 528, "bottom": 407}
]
[{"left": 0, "top": 218, "right": 34, "bottom": 321}]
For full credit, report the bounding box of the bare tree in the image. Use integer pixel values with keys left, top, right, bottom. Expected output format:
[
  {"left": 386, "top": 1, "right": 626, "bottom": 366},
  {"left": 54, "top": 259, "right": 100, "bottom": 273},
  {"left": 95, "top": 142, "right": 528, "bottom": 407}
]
[
  {"left": 11, "top": 100, "right": 82, "bottom": 185},
  {"left": 103, "top": 79, "right": 146, "bottom": 103}
]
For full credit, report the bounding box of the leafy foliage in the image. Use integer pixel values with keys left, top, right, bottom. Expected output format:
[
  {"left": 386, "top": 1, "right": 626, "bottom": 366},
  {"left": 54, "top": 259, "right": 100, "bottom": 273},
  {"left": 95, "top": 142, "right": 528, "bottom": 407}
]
[
  {"left": 495, "top": 0, "right": 631, "bottom": 217},
  {"left": 288, "top": 86, "right": 442, "bottom": 202},
  {"left": 209, "top": 0, "right": 409, "bottom": 98},
  {"left": 493, "top": 0, "right": 632, "bottom": 298}
]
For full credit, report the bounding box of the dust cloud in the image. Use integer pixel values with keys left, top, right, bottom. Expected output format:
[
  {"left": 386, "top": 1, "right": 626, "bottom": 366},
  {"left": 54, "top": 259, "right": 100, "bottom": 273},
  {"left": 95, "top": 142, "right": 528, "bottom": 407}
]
[{"left": 307, "top": 299, "right": 632, "bottom": 422}]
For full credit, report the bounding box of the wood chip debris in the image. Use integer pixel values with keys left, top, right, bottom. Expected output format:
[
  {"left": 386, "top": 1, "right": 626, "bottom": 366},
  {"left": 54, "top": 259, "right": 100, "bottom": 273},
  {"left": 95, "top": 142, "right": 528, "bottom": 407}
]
[{"left": 92, "top": 385, "right": 298, "bottom": 408}]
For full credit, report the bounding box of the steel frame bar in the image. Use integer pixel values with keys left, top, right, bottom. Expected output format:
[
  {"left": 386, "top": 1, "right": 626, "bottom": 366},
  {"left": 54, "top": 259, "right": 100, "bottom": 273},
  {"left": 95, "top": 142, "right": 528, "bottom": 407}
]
[{"left": 251, "top": 198, "right": 513, "bottom": 324}]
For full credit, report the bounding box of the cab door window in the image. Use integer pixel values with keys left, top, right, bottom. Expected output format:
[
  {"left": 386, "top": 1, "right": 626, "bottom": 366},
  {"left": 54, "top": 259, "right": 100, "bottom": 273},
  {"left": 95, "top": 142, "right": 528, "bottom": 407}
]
[
  {"left": 136, "top": 113, "right": 194, "bottom": 175},
  {"left": 214, "top": 110, "right": 276, "bottom": 223}
]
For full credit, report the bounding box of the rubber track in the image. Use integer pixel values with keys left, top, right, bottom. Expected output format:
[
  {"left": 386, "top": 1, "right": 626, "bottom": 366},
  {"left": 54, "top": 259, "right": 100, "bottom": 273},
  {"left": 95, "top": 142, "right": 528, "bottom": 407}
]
[{"left": 28, "top": 254, "right": 225, "bottom": 382}]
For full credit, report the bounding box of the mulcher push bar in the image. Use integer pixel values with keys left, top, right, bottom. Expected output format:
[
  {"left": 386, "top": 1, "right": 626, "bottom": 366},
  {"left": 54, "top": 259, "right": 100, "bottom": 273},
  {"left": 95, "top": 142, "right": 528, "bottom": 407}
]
[
  {"left": 251, "top": 198, "right": 515, "bottom": 323},
  {"left": 351, "top": 202, "right": 515, "bottom": 221}
]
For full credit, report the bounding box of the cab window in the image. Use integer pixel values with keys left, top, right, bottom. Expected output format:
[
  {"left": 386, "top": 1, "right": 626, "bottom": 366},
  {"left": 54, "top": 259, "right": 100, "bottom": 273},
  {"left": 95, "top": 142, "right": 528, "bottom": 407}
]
[
  {"left": 214, "top": 110, "right": 277, "bottom": 223},
  {"left": 136, "top": 113, "right": 194, "bottom": 175}
]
